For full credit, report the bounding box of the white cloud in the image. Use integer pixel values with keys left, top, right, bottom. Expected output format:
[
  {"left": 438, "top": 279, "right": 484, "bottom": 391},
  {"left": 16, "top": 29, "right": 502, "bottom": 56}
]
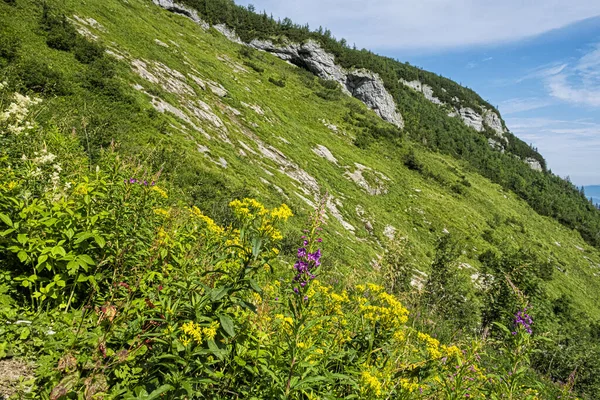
[
  {"left": 538, "top": 44, "right": 600, "bottom": 107},
  {"left": 507, "top": 117, "right": 600, "bottom": 184},
  {"left": 499, "top": 98, "right": 553, "bottom": 115},
  {"left": 235, "top": 0, "right": 600, "bottom": 49}
]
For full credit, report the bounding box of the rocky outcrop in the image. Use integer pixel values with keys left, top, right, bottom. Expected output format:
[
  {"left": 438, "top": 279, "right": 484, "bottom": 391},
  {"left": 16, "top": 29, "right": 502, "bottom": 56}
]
[
  {"left": 249, "top": 39, "right": 347, "bottom": 89},
  {"left": 250, "top": 39, "right": 403, "bottom": 128},
  {"left": 346, "top": 69, "right": 404, "bottom": 128},
  {"left": 152, "top": 1, "right": 403, "bottom": 129},
  {"left": 483, "top": 110, "right": 505, "bottom": 137},
  {"left": 152, "top": 0, "right": 209, "bottom": 29},
  {"left": 214, "top": 24, "right": 242, "bottom": 44},
  {"left": 525, "top": 158, "right": 543, "bottom": 172},
  {"left": 458, "top": 107, "right": 484, "bottom": 132},
  {"left": 488, "top": 138, "right": 505, "bottom": 152},
  {"left": 400, "top": 79, "right": 443, "bottom": 105},
  {"left": 400, "top": 79, "right": 508, "bottom": 141}
]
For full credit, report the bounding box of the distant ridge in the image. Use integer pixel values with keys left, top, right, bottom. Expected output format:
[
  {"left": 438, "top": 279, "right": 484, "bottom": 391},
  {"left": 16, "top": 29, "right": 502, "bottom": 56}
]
[{"left": 584, "top": 185, "right": 600, "bottom": 205}]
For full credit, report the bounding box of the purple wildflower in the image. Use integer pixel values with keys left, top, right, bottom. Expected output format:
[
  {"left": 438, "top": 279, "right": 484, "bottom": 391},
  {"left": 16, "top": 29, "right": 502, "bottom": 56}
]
[{"left": 514, "top": 306, "right": 533, "bottom": 334}]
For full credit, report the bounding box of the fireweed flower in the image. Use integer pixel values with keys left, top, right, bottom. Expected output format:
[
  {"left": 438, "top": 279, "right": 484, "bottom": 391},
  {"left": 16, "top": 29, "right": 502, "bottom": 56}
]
[
  {"left": 291, "top": 196, "right": 327, "bottom": 295},
  {"left": 514, "top": 306, "right": 533, "bottom": 334}
]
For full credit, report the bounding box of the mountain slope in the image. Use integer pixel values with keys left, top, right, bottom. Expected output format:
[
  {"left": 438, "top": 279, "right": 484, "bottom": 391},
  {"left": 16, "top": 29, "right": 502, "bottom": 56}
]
[
  {"left": 1, "top": 0, "right": 600, "bottom": 396},
  {"left": 1, "top": 0, "right": 599, "bottom": 315}
]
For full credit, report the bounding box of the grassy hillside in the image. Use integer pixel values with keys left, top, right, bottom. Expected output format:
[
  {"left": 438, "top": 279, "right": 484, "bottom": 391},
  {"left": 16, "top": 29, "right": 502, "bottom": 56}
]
[{"left": 1, "top": 0, "right": 600, "bottom": 397}]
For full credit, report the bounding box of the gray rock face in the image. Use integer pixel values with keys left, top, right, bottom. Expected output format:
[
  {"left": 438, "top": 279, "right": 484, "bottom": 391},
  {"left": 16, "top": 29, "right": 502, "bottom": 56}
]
[
  {"left": 214, "top": 24, "right": 242, "bottom": 44},
  {"left": 525, "top": 157, "right": 543, "bottom": 172},
  {"left": 347, "top": 69, "right": 404, "bottom": 128},
  {"left": 483, "top": 110, "right": 506, "bottom": 138},
  {"left": 400, "top": 79, "right": 443, "bottom": 105},
  {"left": 487, "top": 138, "right": 505, "bottom": 152},
  {"left": 250, "top": 39, "right": 403, "bottom": 128},
  {"left": 458, "top": 107, "right": 484, "bottom": 132},
  {"left": 153, "top": 2, "right": 403, "bottom": 128},
  {"left": 250, "top": 39, "right": 348, "bottom": 91},
  {"left": 152, "top": 0, "right": 208, "bottom": 29}
]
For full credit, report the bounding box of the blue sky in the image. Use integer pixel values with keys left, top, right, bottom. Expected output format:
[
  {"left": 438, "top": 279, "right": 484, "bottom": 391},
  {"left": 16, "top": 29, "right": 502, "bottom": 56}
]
[{"left": 234, "top": 0, "right": 600, "bottom": 186}]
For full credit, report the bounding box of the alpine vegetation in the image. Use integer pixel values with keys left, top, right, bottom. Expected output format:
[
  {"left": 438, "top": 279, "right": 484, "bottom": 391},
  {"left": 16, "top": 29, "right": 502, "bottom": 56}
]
[{"left": 0, "top": 0, "right": 599, "bottom": 398}]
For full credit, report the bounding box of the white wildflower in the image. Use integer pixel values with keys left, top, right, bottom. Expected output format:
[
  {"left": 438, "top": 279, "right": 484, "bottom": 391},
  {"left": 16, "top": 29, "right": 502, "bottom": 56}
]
[
  {"left": 33, "top": 148, "right": 57, "bottom": 165},
  {"left": 0, "top": 81, "right": 6, "bottom": 90},
  {"left": 1, "top": 92, "right": 42, "bottom": 135}
]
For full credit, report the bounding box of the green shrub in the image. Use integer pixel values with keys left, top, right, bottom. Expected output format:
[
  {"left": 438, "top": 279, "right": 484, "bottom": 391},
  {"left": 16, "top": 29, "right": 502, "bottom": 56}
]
[
  {"left": 17, "top": 58, "right": 71, "bottom": 95},
  {"left": 0, "top": 29, "right": 20, "bottom": 65},
  {"left": 403, "top": 148, "right": 424, "bottom": 172},
  {"left": 243, "top": 60, "right": 264, "bottom": 73},
  {"left": 268, "top": 76, "right": 286, "bottom": 87},
  {"left": 40, "top": 6, "right": 78, "bottom": 51},
  {"left": 74, "top": 38, "right": 105, "bottom": 64}
]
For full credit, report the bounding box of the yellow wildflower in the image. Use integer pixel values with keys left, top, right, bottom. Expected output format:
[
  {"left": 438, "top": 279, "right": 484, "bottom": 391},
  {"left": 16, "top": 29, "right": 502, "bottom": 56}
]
[
  {"left": 190, "top": 206, "right": 224, "bottom": 235},
  {"left": 270, "top": 204, "right": 293, "bottom": 220},
  {"left": 361, "top": 370, "right": 382, "bottom": 396},
  {"left": 202, "top": 321, "right": 219, "bottom": 341},
  {"left": 153, "top": 208, "right": 170, "bottom": 217},
  {"left": 151, "top": 185, "right": 168, "bottom": 198},
  {"left": 181, "top": 321, "right": 203, "bottom": 344}
]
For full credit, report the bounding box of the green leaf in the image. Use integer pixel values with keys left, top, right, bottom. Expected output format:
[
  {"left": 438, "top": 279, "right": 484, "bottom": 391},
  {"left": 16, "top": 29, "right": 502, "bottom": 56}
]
[
  {"left": 19, "top": 327, "right": 30, "bottom": 340},
  {"left": 211, "top": 286, "right": 230, "bottom": 302},
  {"left": 492, "top": 321, "right": 512, "bottom": 335},
  {"left": 17, "top": 251, "right": 27, "bottom": 263},
  {"left": 67, "top": 260, "right": 79, "bottom": 274},
  {"left": 94, "top": 235, "right": 106, "bottom": 248},
  {"left": 0, "top": 228, "right": 15, "bottom": 237},
  {"left": 79, "top": 254, "right": 95, "bottom": 265},
  {"left": 252, "top": 237, "right": 263, "bottom": 258},
  {"left": 51, "top": 246, "right": 67, "bottom": 257},
  {"left": 207, "top": 339, "right": 225, "bottom": 360},
  {"left": 248, "top": 279, "right": 262, "bottom": 294},
  {"left": 37, "top": 254, "right": 48, "bottom": 266},
  {"left": 219, "top": 314, "right": 235, "bottom": 337},
  {"left": 17, "top": 233, "right": 27, "bottom": 245},
  {"left": 74, "top": 232, "right": 94, "bottom": 244},
  {"left": 145, "top": 384, "right": 174, "bottom": 400},
  {"left": 0, "top": 213, "right": 13, "bottom": 227}
]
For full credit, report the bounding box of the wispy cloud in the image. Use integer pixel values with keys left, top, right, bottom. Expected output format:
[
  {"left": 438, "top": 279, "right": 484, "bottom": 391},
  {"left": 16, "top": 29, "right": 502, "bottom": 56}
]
[
  {"left": 466, "top": 56, "right": 494, "bottom": 69},
  {"left": 516, "top": 63, "right": 569, "bottom": 83},
  {"left": 541, "top": 44, "right": 600, "bottom": 107},
  {"left": 234, "top": 0, "right": 600, "bottom": 50},
  {"left": 499, "top": 98, "right": 553, "bottom": 115},
  {"left": 506, "top": 116, "right": 600, "bottom": 183}
]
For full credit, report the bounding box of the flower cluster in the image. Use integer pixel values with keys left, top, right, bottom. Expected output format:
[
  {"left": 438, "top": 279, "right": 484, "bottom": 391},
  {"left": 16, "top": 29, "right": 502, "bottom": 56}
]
[
  {"left": 229, "top": 198, "right": 292, "bottom": 241},
  {"left": 190, "top": 206, "right": 224, "bottom": 235},
  {"left": 179, "top": 321, "right": 219, "bottom": 346},
  {"left": 292, "top": 197, "right": 326, "bottom": 296},
  {"left": 293, "top": 246, "right": 321, "bottom": 293},
  {"left": 513, "top": 306, "right": 533, "bottom": 335},
  {"left": 124, "top": 178, "right": 156, "bottom": 186},
  {"left": 0, "top": 93, "right": 42, "bottom": 135}
]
